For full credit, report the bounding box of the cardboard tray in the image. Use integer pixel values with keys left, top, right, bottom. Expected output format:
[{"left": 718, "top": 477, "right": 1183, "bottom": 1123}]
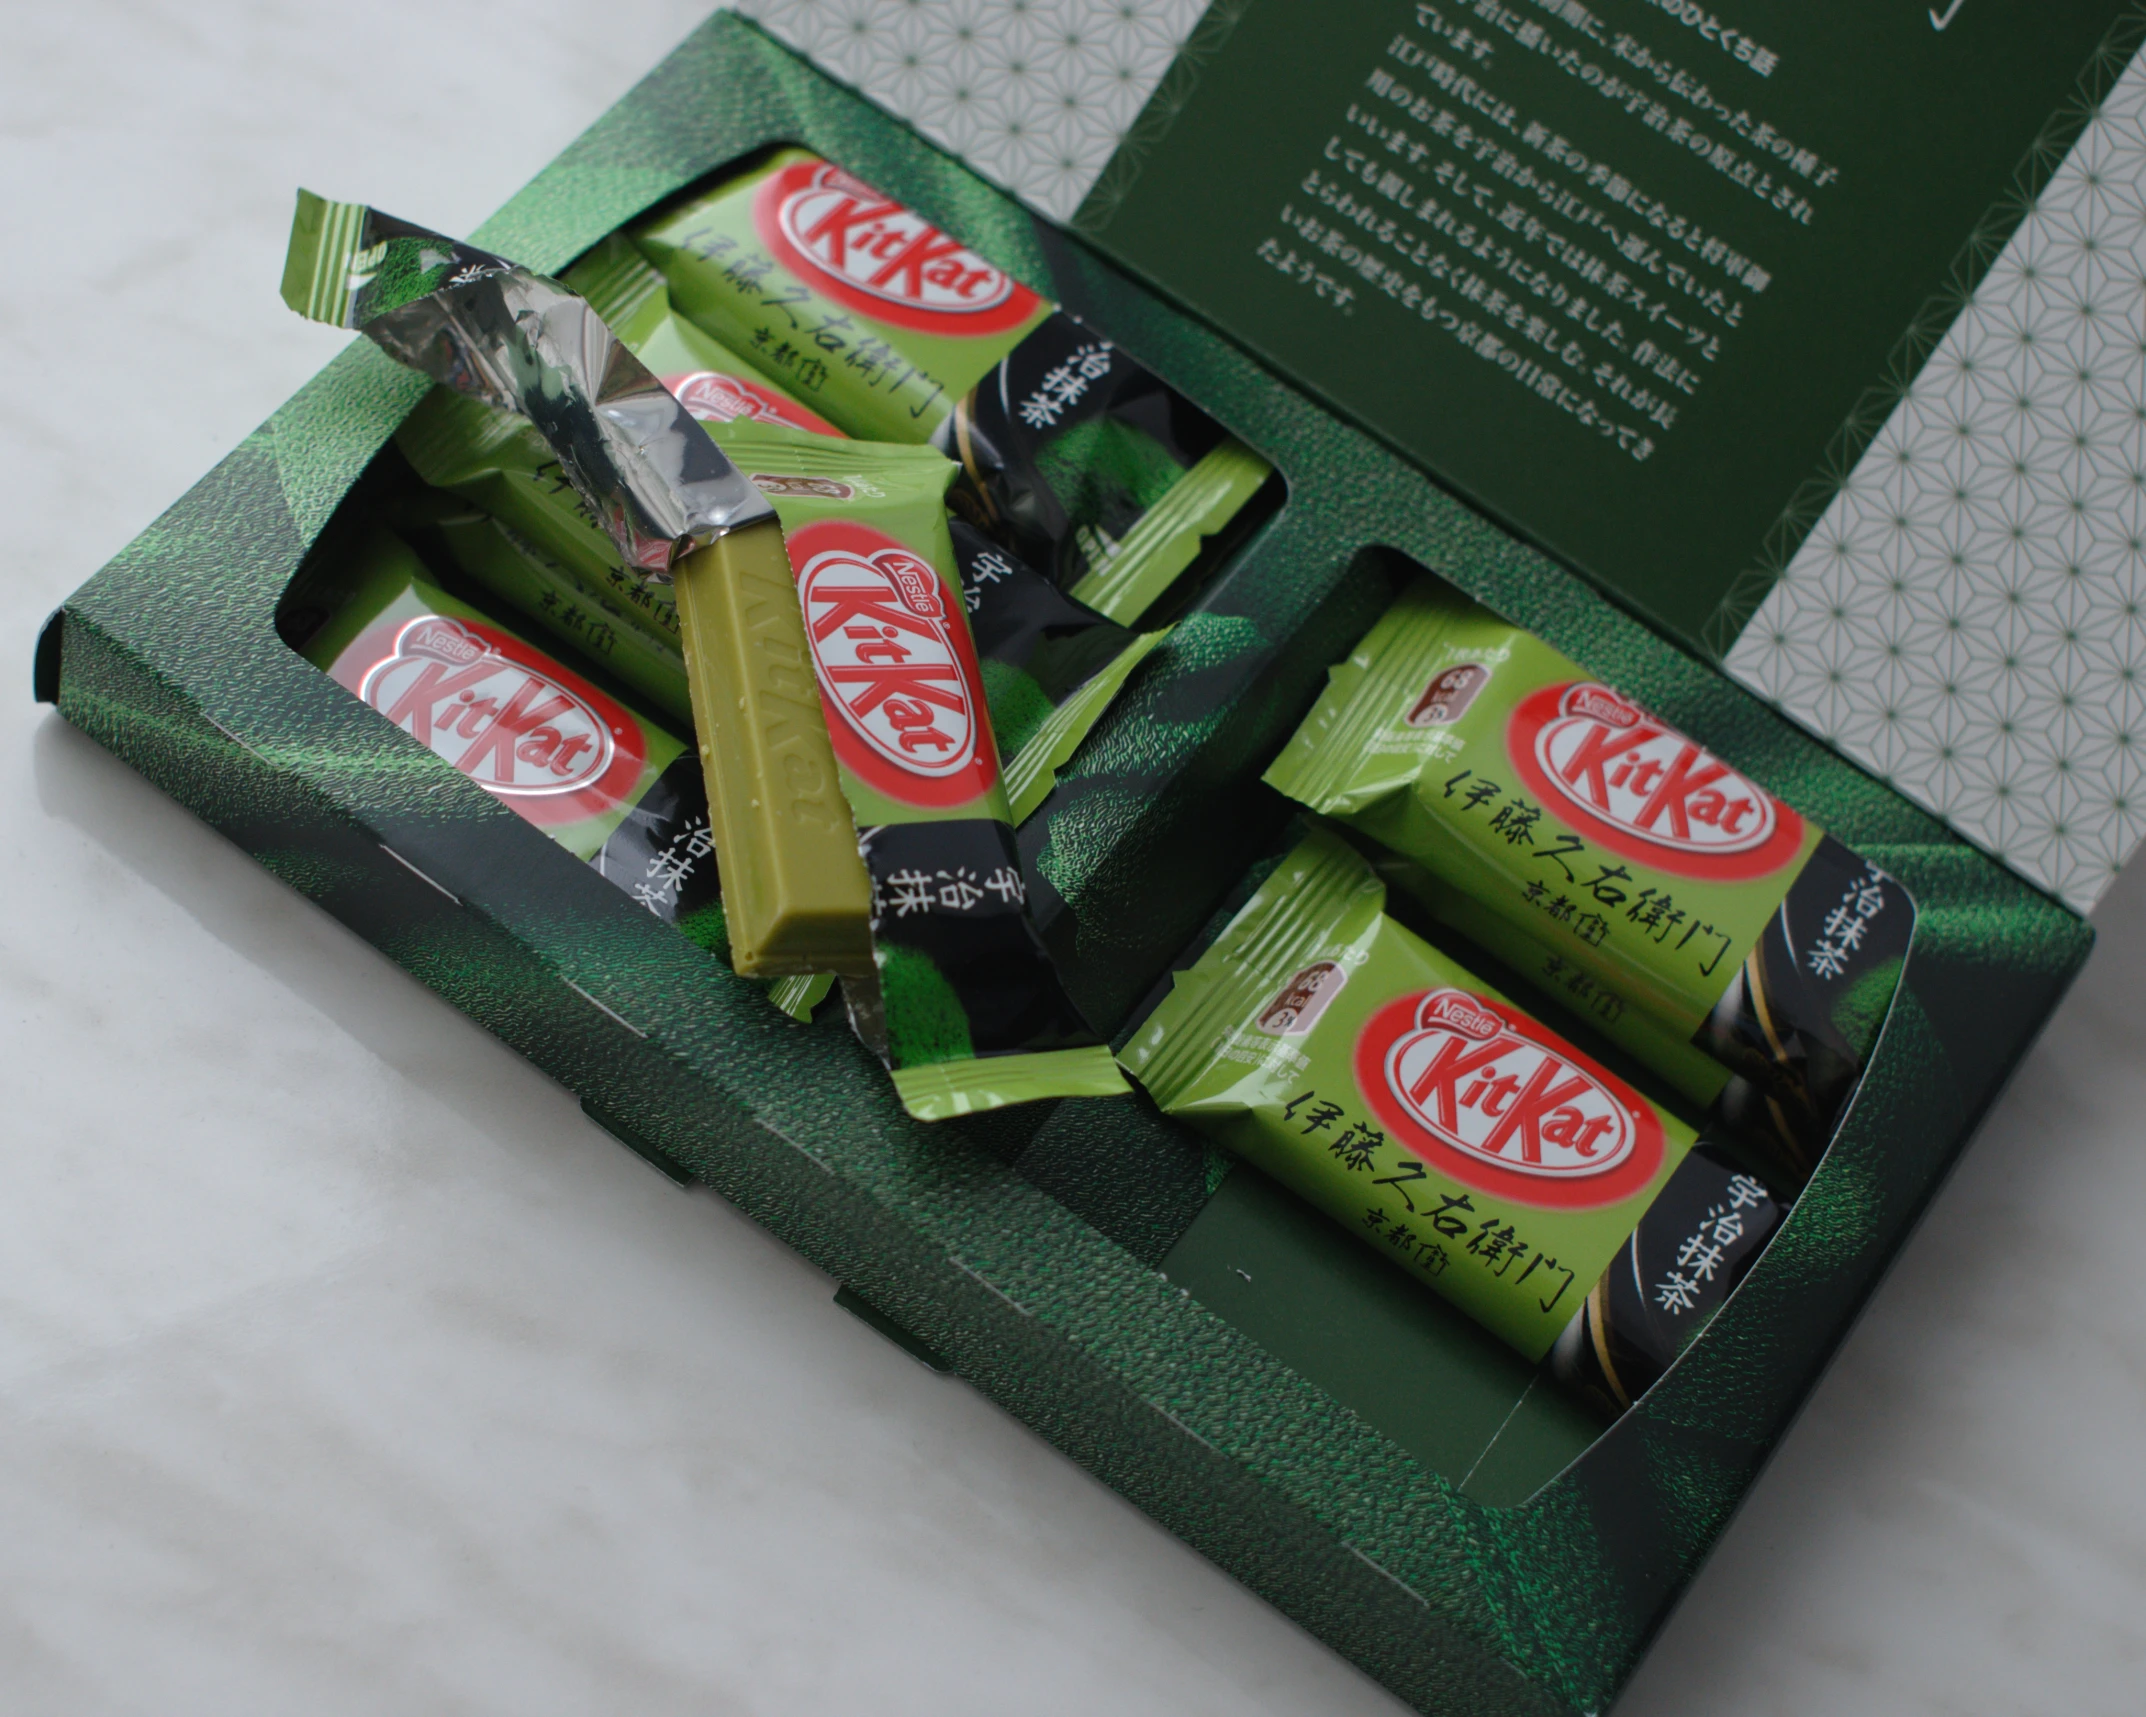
[{"left": 33, "top": 16, "right": 2094, "bottom": 1713}]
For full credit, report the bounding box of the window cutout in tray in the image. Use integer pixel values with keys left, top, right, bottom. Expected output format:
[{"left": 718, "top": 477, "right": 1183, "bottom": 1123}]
[
  {"left": 276, "top": 447, "right": 730, "bottom": 953},
  {"left": 618, "top": 140, "right": 1287, "bottom": 636},
  {"left": 1084, "top": 549, "right": 1917, "bottom": 1506}
]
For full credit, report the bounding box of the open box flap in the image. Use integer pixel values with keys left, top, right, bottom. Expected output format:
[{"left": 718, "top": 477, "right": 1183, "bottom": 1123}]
[{"left": 740, "top": 0, "right": 2146, "bottom": 916}]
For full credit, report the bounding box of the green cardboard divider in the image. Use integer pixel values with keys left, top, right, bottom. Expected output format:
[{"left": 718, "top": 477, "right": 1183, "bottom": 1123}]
[{"left": 36, "top": 16, "right": 2094, "bottom": 1715}]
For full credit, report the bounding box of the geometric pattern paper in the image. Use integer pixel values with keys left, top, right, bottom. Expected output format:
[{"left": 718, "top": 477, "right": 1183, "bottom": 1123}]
[
  {"left": 1723, "top": 44, "right": 2146, "bottom": 915},
  {"left": 743, "top": 0, "right": 2145, "bottom": 915},
  {"left": 738, "top": 0, "right": 1212, "bottom": 221}
]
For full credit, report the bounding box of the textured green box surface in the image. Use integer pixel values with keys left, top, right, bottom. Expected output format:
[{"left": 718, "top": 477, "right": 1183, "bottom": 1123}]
[{"left": 38, "top": 16, "right": 2093, "bottom": 1714}]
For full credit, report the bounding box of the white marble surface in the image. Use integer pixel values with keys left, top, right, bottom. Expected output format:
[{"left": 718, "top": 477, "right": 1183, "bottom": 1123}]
[{"left": 5, "top": 4, "right": 2146, "bottom": 1713}]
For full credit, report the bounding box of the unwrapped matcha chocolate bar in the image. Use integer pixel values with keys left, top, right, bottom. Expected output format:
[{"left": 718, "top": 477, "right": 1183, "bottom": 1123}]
[{"left": 694, "top": 425, "right": 1129, "bottom": 1117}]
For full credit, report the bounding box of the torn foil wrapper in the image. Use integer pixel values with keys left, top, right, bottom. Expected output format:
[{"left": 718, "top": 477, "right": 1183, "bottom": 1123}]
[{"left": 281, "top": 190, "right": 771, "bottom": 578}]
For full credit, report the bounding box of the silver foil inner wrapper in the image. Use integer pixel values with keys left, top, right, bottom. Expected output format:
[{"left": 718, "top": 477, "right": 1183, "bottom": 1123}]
[{"left": 289, "top": 196, "right": 772, "bottom": 580}]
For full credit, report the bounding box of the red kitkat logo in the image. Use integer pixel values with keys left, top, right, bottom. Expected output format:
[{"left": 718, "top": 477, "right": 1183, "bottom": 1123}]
[
  {"left": 1507, "top": 681, "right": 1804, "bottom": 881},
  {"left": 661, "top": 369, "right": 842, "bottom": 438},
  {"left": 787, "top": 517, "right": 999, "bottom": 809},
  {"left": 1356, "top": 989, "right": 1664, "bottom": 1210},
  {"left": 754, "top": 158, "right": 1042, "bottom": 337},
  {"left": 342, "top": 614, "right": 646, "bottom": 828}
]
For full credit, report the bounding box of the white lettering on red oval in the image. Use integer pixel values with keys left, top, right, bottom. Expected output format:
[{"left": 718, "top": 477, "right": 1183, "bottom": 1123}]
[
  {"left": 777, "top": 169, "right": 1016, "bottom": 316},
  {"left": 1533, "top": 682, "right": 1777, "bottom": 856},
  {"left": 358, "top": 617, "right": 614, "bottom": 795},
  {"left": 662, "top": 369, "right": 823, "bottom": 433},
  {"left": 1381, "top": 989, "right": 1635, "bottom": 1179},
  {"left": 800, "top": 547, "right": 975, "bottom": 780}
]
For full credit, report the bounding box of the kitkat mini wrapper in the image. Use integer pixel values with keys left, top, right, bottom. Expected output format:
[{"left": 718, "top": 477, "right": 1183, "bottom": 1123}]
[
  {"left": 1121, "top": 830, "right": 1781, "bottom": 1404},
  {"left": 295, "top": 528, "right": 725, "bottom": 951},
  {"left": 630, "top": 149, "right": 1272, "bottom": 625},
  {"left": 704, "top": 425, "right": 1129, "bottom": 1118},
  {"left": 1266, "top": 580, "right": 1915, "bottom": 1175}
]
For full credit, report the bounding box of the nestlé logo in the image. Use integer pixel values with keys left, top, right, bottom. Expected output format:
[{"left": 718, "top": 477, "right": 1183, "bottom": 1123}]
[{"left": 662, "top": 369, "right": 840, "bottom": 437}]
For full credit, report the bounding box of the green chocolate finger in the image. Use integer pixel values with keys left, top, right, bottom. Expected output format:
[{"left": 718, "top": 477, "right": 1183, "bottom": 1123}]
[{"left": 704, "top": 425, "right": 1129, "bottom": 1118}]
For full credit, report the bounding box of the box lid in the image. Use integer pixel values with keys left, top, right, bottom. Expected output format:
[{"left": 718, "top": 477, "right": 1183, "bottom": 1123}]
[{"left": 740, "top": 0, "right": 2146, "bottom": 915}]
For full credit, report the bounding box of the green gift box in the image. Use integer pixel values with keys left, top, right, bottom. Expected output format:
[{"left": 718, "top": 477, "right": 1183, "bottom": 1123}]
[{"left": 37, "top": 9, "right": 2123, "bottom": 1711}]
